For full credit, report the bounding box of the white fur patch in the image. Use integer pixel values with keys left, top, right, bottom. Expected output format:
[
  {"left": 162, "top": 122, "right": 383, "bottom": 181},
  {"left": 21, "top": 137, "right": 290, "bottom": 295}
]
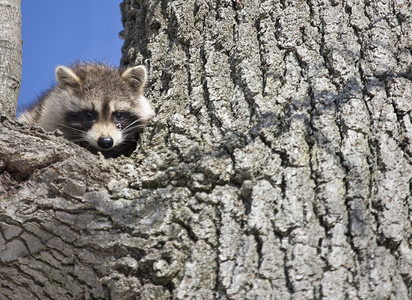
[{"left": 86, "top": 122, "right": 123, "bottom": 150}]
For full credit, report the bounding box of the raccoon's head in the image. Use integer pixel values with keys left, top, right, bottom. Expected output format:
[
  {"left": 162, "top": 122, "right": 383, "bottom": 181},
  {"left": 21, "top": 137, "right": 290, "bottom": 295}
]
[{"left": 51, "top": 63, "right": 155, "bottom": 153}]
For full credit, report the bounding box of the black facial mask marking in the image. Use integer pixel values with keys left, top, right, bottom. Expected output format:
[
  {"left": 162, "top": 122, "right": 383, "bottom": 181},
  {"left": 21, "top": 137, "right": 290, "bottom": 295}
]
[{"left": 65, "top": 110, "right": 97, "bottom": 130}]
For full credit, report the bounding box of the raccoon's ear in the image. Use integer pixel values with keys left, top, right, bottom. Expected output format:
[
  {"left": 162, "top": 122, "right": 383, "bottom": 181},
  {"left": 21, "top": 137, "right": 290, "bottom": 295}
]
[
  {"left": 55, "top": 66, "right": 82, "bottom": 87},
  {"left": 121, "top": 65, "right": 147, "bottom": 92}
]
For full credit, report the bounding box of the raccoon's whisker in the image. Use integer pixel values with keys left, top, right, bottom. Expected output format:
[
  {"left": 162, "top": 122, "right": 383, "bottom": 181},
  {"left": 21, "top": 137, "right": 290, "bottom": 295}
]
[
  {"left": 122, "top": 123, "right": 145, "bottom": 132},
  {"left": 121, "top": 118, "right": 145, "bottom": 132},
  {"left": 56, "top": 123, "right": 88, "bottom": 134},
  {"left": 121, "top": 119, "right": 140, "bottom": 131},
  {"left": 85, "top": 145, "right": 94, "bottom": 152},
  {"left": 124, "top": 128, "right": 144, "bottom": 134},
  {"left": 70, "top": 138, "right": 89, "bottom": 143}
]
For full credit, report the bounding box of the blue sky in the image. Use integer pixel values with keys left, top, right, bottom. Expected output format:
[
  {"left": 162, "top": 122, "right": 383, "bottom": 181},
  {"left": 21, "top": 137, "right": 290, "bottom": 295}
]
[{"left": 17, "top": 0, "right": 124, "bottom": 114}]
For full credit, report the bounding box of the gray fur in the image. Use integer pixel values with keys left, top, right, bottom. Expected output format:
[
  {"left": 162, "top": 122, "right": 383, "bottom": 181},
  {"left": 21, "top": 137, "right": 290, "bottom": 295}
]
[{"left": 18, "top": 63, "right": 155, "bottom": 153}]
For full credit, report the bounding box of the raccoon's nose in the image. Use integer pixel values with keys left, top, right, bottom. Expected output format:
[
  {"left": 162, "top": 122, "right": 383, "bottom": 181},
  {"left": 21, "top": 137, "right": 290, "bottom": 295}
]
[{"left": 97, "top": 136, "right": 114, "bottom": 149}]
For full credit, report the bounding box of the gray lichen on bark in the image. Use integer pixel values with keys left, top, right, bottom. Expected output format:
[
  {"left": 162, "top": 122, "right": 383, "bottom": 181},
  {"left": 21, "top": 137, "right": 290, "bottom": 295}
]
[{"left": 1, "top": 0, "right": 412, "bottom": 299}]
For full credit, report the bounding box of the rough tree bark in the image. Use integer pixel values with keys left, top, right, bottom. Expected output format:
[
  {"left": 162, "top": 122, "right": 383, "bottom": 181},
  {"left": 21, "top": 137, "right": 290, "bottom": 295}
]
[
  {"left": 0, "top": 0, "right": 21, "bottom": 116},
  {"left": 1, "top": 0, "right": 412, "bottom": 299}
]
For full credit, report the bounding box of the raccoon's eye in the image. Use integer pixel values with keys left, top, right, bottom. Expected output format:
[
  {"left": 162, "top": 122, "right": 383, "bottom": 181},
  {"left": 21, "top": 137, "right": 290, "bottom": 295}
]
[
  {"left": 84, "top": 111, "right": 94, "bottom": 119},
  {"left": 113, "top": 111, "right": 125, "bottom": 119}
]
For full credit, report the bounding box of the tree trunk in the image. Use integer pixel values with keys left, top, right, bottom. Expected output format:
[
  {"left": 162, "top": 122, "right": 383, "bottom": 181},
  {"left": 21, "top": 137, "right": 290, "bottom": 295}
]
[
  {"left": 1, "top": 0, "right": 412, "bottom": 299},
  {"left": 0, "top": 0, "right": 22, "bottom": 116}
]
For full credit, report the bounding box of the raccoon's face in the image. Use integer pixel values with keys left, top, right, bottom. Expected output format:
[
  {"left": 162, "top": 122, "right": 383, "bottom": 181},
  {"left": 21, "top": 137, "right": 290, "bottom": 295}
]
[
  {"left": 53, "top": 64, "right": 155, "bottom": 152},
  {"left": 64, "top": 107, "right": 140, "bottom": 150}
]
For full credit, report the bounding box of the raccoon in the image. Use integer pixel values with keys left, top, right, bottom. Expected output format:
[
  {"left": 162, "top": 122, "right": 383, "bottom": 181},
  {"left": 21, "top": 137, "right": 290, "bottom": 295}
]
[{"left": 18, "top": 63, "right": 155, "bottom": 155}]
